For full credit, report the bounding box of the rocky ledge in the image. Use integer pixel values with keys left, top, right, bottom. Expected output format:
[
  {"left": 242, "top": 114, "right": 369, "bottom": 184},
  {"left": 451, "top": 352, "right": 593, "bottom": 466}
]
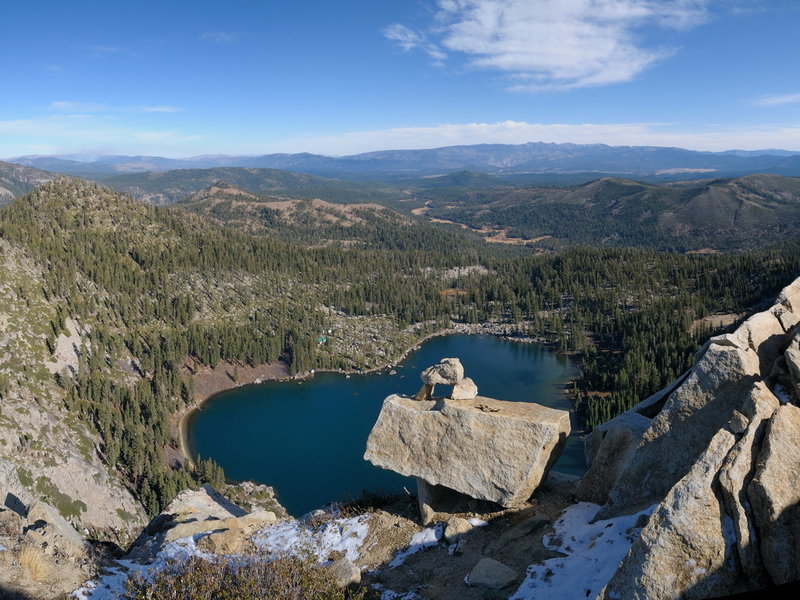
[{"left": 577, "top": 276, "right": 800, "bottom": 598}]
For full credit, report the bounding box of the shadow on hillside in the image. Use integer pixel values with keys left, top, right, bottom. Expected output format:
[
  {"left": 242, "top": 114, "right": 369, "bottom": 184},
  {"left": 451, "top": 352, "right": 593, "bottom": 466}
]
[{"left": 0, "top": 587, "right": 36, "bottom": 600}]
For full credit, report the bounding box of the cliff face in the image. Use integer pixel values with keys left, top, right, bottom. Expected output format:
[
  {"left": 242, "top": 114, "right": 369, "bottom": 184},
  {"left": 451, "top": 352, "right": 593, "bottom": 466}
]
[
  {"left": 578, "top": 277, "right": 800, "bottom": 598},
  {"left": 0, "top": 237, "right": 147, "bottom": 537}
]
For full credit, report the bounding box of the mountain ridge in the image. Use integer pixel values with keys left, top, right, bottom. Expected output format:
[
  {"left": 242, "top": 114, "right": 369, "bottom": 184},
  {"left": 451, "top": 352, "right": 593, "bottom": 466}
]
[{"left": 8, "top": 141, "right": 800, "bottom": 180}]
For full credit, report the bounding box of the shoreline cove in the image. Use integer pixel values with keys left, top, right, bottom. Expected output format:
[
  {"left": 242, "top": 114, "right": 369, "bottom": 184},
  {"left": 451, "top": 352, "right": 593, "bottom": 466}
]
[{"left": 176, "top": 321, "right": 578, "bottom": 482}]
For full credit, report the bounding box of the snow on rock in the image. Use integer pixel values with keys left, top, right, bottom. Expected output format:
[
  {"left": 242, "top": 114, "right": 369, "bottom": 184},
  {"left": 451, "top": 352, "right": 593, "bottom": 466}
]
[
  {"left": 73, "top": 514, "right": 369, "bottom": 599},
  {"left": 510, "top": 502, "right": 653, "bottom": 600},
  {"left": 72, "top": 536, "right": 213, "bottom": 600},
  {"left": 372, "top": 583, "right": 424, "bottom": 600},
  {"left": 253, "top": 515, "right": 369, "bottom": 563},
  {"left": 388, "top": 522, "right": 445, "bottom": 568}
]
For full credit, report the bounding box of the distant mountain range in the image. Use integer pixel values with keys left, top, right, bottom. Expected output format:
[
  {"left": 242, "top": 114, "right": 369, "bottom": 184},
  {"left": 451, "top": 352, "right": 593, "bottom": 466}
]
[{"left": 7, "top": 142, "right": 800, "bottom": 180}]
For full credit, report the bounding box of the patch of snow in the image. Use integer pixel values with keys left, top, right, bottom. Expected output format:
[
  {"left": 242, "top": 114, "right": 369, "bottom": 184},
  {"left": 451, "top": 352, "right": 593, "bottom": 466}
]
[
  {"left": 72, "top": 536, "right": 213, "bottom": 600},
  {"left": 253, "top": 515, "right": 369, "bottom": 563},
  {"left": 388, "top": 522, "right": 444, "bottom": 568},
  {"left": 468, "top": 517, "right": 489, "bottom": 527},
  {"left": 372, "top": 583, "right": 423, "bottom": 600},
  {"left": 509, "top": 502, "right": 654, "bottom": 600}
]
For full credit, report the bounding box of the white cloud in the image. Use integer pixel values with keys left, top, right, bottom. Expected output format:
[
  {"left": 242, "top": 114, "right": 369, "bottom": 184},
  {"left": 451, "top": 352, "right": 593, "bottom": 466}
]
[
  {"left": 0, "top": 114, "right": 200, "bottom": 158},
  {"left": 49, "top": 101, "right": 109, "bottom": 113},
  {"left": 385, "top": 0, "right": 712, "bottom": 90},
  {"left": 48, "top": 101, "right": 183, "bottom": 114},
  {"left": 383, "top": 23, "right": 446, "bottom": 62},
  {"left": 138, "top": 106, "right": 184, "bottom": 113},
  {"left": 753, "top": 92, "right": 800, "bottom": 106},
  {"left": 200, "top": 31, "right": 241, "bottom": 44}
]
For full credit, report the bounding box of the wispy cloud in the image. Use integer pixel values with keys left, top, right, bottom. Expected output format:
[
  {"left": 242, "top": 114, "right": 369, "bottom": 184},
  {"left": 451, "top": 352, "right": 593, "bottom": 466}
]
[
  {"left": 753, "top": 92, "right": 800, "bottom": 106},
  {"left": 49, "top": 101, "right": 108, "bottom": 113},
  {"left": 0, "top": 113, "right": 200, "bottom": 158},
  {"left": 383, "top": 23, "right": 446, "bottom": 63},
  {"left": 48, "top": 101, "right": 183, "bottom": 114},
  {"left": 139, "top": 106, "right": 184, "bottom": 113},
  {"left": 200, "top": 30, "right": 241, "bottom": 44},
  {"left": 385, "top": 0, "right": 713, "bottom": 90},
  {"left": 87, "top": 44, "right": 136, "bottom": 58}
]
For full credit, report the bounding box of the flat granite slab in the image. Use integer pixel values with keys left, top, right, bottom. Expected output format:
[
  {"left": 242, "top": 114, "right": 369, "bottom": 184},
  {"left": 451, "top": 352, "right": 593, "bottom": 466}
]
[{"left": 364, "top": 394, "right": 570, "bottom": 507}]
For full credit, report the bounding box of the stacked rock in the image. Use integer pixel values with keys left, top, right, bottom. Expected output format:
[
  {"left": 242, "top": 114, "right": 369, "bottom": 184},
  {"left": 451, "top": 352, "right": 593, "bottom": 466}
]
[{"left": 413, "top": 357, "right": 478, "bottom": 401}]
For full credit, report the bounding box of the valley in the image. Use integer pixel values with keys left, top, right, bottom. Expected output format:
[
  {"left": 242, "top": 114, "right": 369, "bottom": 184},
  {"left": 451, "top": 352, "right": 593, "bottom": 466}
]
[{"left": 0, "top": 154, "right": 799, "bottom": 599}]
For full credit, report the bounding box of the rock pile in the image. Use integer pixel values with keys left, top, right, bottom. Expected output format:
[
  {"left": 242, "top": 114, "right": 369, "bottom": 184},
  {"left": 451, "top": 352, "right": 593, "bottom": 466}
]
[
  {"left": 365, "top": 358, "right": 570, "bottom": 521},
  {"left": 576, "top": 276, "right": 800, "bottom": 598},
  {"left": 415, "top": 357, "right": 479, "bottom": 401}
]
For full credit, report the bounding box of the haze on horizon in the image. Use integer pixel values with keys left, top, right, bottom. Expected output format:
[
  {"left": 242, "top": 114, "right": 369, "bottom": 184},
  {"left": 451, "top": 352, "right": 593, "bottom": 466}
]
[{"left": 2, "top": 0, "right": 799, "bottom": 158}]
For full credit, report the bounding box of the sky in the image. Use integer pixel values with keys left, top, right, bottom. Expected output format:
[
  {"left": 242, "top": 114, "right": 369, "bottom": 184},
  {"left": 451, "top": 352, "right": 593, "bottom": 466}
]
[{"left": 2, "top": 0, "right": 800, "bottom": 158}]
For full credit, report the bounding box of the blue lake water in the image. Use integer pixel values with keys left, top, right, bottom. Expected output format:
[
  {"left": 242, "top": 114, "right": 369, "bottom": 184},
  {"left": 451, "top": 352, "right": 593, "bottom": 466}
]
[{"left": 188, "top": 334, "right": 584, "bottom": 516}]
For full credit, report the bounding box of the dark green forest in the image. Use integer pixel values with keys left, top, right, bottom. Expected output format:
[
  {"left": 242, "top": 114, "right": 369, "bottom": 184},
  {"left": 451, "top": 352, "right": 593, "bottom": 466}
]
[{"left": 1, "top": 177, "right": 798, "bottom": 515}]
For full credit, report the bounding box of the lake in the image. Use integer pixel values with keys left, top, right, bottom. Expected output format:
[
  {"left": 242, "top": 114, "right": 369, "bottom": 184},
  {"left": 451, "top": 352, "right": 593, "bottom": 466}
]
[{"left": 188, "top": 334, "right": 584, "bottom": 516}]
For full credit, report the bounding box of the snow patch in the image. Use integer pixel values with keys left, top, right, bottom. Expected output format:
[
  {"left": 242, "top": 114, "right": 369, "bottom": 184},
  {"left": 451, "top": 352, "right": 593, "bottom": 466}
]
[
  {"left": 73, "top": 515, "right": 369, "bottom": 599},
  {"left": 372, "top": 583, "right": 423, "bottom": 600},
  {"left": 510, "top": 502, "right": 654, "bottom": 600},
  {"left": 388, "top": 522, "right": 444, "bottom": 568},
  {"left": 253, "top": 515, "right": 369, "bottom": 563},
  {"left": 72, "top": 536, "right": 213, "bottom": 600}
]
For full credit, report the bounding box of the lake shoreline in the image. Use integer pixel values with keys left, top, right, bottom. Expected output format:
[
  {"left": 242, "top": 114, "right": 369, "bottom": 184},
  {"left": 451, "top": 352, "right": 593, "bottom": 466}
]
[{"left": 176, "top": 320, "right": 572, "bottom": 470}]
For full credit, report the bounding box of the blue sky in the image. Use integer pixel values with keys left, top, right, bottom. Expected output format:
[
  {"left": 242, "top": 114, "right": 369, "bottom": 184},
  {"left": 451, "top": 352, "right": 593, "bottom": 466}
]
[{"left": 2, "top": 0, "right": 799, "bottom": 157}]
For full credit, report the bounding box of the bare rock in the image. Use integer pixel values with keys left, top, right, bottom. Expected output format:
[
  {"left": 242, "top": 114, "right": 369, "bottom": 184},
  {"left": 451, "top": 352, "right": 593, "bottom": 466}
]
[
  {"left": 443, "top": 516, "right": 473, "bottom": 544},
  {"left": 197, "top": 523, "right": 247, "bottom": 554},
  {"left": 365, "top": 395, "right": 570, "bottom": 508},
  {"left": 328, "top": 557, "right": 361, "bottom": 587},
  {"left": 577, "top": 410, "right": 651, "bottom": 505},
  {"left": 416, "top": 478, "right": 497, "bottom": 525},
  {"left": 450, "top": 377, "right": 478, "bottom": 400},
  {"left": 776, "top": 276, "right": 800, "bottom": 313},
  {"left": 128, "top": 485, "right": 248, "bottom": 562},
  {"left": 784, "top": 343, "right": 800, "bottom": 398},
  {"left": 163, "top": 484, "right": 247, "bottom": 520},
  {"left": 598, "top": 340, "right": 761, "bottom": 519},
  {"left": 239, "top": 509, "right": 277, "bottom": 527},
  {"left": 26, "top": 500, "right": 90, "bottom": 559},
  {"left": 165, "top": 516, "right": 241, "bottom": 545},
  {"left": 739, "top": 309, "right": 794, "bottom": 377},
  {"left": 718, "top": 382, "right": 779, "bottom": 589},
  {"left": 748, "top": 403, "right": 800, "bottom": 585},
  {"left": 600, "top": 429, "right": 740, "bottom": 600},
  {"left": 421, "top": 358, "right": 464, "bottom": 386},
  {"left": 466, "top": 557, "right": 518, "bottom": 589}
]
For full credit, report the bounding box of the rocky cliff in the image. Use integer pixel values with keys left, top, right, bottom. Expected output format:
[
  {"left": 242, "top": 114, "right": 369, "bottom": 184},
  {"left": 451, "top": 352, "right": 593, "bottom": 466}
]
[{"left": 578, "top": 276, "right": 800, "bottom": 598}]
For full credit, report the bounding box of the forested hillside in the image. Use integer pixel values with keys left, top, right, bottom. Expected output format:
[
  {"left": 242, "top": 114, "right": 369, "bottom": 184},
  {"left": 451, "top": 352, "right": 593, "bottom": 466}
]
[
  {"left": 103, "top": 167, "right": 405, "bottom": 207},
  {"left": 417, "top": 174, "right": 800, "bottom": 250},
  {"left": 1, "top": 177, "right": 799, "bottom": 519},
  {"left": 0, "top": 160, "right": 56, "bottom": 205}
]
